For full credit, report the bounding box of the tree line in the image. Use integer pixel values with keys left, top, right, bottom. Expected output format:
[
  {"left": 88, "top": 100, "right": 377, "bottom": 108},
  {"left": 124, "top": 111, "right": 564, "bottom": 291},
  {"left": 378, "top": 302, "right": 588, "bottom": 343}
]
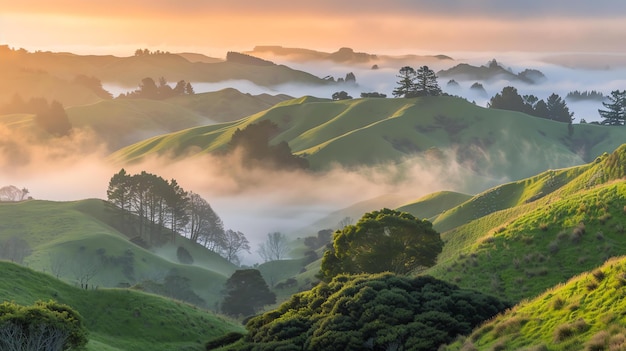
[
  {"left": 487, "top": 86, "right": 573, "bottom": 123},
  {"left": 117, "top": 76, "right": 195, "bottom": 99},
  {"left": 106, "top": 169, "right": 250, "bottom": 265}
]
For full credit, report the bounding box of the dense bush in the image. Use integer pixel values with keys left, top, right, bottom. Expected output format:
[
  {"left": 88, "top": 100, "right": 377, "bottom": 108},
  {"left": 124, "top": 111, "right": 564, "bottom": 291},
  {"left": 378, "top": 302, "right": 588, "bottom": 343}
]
[
  {"left": 239, "top": 273, "right": 509, "bottom": 351},
  {"left": 0, "top": 300, "right": 88, "bottom": 351},
  {"left": 205, "top": 331, "right": 245, "bottom": 350},
  {"left": 177, "top": 246, "right": 194, "bottom": 264}
]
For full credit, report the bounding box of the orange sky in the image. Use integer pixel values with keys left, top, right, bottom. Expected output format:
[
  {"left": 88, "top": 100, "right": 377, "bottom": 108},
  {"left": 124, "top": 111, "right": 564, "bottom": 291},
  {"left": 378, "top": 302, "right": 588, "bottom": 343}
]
[{"left": 1, "top": 1, "right": 625, "bottom": 56}]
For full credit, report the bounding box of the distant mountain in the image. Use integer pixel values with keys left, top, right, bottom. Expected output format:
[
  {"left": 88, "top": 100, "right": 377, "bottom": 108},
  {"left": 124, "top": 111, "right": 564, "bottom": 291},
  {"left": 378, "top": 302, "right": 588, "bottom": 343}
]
[
  {"left": 438, "top": 59, "right": 546, "bottom": 84},
  {"left": 0, "top": 45, "right": 333, "bottom": 104},
  {"left": 175, "top": 52, "right": 223, "bottom": 63},
  {"left": 110, "top": 95, "right": 626, "bottom": 192},
  {"left": 247, "top": 45, "right": 453, "bottom": 67}
]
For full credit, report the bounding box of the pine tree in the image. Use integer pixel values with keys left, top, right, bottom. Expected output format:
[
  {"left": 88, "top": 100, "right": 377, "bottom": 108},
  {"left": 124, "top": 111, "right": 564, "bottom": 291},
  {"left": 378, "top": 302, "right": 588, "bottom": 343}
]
[
  {"left": 545, "top": 93, "right": 573, "bottom": 123},
  {"left": 412, "top": 65, "right": 442, "bottom": 97},
  {"left": 599, "top": 90, "right": 626, "bottom": 126},
  {"left": 392, "top": 66, "right": 416, "bottom": 98}
]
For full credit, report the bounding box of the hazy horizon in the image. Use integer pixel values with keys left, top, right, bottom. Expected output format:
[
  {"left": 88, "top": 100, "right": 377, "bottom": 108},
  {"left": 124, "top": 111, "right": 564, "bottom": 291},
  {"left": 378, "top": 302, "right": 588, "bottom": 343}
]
[{"left": 2, "top": 0, "right": 626, "bottom": 56}]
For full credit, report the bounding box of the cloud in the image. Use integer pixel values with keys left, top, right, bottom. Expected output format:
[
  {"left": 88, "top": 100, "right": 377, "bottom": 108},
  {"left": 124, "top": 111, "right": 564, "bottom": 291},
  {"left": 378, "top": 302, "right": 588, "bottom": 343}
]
[{"left": 6, "top": 0, "right": 626, "bottom": 18}]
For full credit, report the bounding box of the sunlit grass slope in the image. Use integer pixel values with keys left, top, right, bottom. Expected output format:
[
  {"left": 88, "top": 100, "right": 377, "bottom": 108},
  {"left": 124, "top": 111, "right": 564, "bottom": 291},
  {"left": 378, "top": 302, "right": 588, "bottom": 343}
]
[
  {"left": 110, "top": 96, "right": 626, "bottom": 185},
  {"left": 396, "top": 191, "right": 472, "bottom": 221},
  {"left": 0, "top": 199, "right": 237, "bottom": 307},
  {"left": 424, "top": 144, "right": 626, "bottom": 303},
  {"left": 0, "top": 261, "right": 244, "bottom": 351},
  {"left": 444, "top": 255, "right": 626, "bottom": 351}
]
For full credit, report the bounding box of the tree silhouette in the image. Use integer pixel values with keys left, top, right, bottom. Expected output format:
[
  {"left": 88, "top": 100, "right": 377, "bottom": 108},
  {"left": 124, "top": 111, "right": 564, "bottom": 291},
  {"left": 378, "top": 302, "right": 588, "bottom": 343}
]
[
  {"left": 221, "top": 269, "right": 275, "bottom": 317},
  {"left": 392, "top": 66, "right": 416, "bottom": 98},
  {"left": 599, "top": 90, "right": 626, "bottom": 126},
  {"left": 412, "top": 65, "right": 442, "bottom": 97}
]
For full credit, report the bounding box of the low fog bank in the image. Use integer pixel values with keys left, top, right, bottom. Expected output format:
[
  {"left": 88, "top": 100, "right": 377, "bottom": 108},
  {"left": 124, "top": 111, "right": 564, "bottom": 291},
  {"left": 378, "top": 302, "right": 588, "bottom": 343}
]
[
  {"left": 1, "top": 126, "right": 486, "bottom": 262},
  {"left": 101, "top": 51, "right": 624, "bottom": 124},
  {"left": 173, "top": 52, "right": 626, "bottom": 124}
]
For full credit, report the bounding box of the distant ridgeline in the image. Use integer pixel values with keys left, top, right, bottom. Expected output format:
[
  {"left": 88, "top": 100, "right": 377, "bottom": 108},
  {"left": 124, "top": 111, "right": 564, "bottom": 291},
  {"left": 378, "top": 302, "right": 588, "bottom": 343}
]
[{"left": 226, "top": 51, "right": 275, "bottom": 66}]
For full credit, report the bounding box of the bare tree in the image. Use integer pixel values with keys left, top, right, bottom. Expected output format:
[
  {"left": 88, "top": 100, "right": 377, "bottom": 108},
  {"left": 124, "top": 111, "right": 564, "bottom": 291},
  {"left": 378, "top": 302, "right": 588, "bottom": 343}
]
[
  {"left": 49, "top": 253, "right": 67, "bottom": 279},
  {"left": 221, "top": 229, "right": 250, "bottom": 265},
  {"left": 257, "top": 232, "right": 289, "bottom": 262},
  {"left": 0, "top": 236, "right": 31, "bottom": 264},
  {"left": 338, "top": 216, "right": 353, "bottom": 229},
  {"left": 72, "top": 250, "right": 100, "bottom": 289}
]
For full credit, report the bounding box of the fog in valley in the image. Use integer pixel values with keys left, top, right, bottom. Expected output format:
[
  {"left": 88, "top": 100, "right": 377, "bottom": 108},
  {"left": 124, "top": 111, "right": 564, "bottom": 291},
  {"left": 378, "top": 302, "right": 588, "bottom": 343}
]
[{"left": 3, "top": 50, "right": 626, "bottom": 262}]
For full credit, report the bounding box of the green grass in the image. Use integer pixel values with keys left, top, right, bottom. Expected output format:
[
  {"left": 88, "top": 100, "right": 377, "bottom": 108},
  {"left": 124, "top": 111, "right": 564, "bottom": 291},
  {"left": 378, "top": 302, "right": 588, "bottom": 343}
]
[
  {"left": 0, "top": 261, "right": 244, "bottom": 351},
  {"left": 0, "top": 199, "right": 237, "bottom": 308},
  {"left": 423, "top": 144, "right": 626, "bottom": 303},
  {"left": 110, "top": 96, "right": 626, "bottom": 191},
  {"left": 396, "top": 190, "right": 472, "bottom": 221},
  {"left": 443, "top": 255, "right": 626, "bottom": 351}
]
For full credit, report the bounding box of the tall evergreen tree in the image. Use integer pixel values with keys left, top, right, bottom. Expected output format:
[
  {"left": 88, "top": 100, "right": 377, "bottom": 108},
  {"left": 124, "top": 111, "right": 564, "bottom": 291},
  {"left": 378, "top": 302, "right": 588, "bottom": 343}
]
[
  {"left": 545, "top": 93, "right": 573, "bottom": 123},
  {"left": 392, "top": 66, "right": 416, "bottom": 98},
  {"left": 599, "top": 90, "right": 626, "bottom": 126},
  {"left": 412, "top": 65, "right": 442, "bottom": 97}
]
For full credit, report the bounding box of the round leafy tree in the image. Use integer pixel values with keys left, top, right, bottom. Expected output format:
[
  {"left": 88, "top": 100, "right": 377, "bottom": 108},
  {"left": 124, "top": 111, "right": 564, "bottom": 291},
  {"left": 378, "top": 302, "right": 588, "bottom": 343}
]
[
  {"left": 320, "top": 208, "right": 443, "bottom": 281},
  {"left": 0, "top": 300, "right": 88, "bottom": 351},
  {"left": 221, "top": 269, "right": 276, "bottom": 318}
]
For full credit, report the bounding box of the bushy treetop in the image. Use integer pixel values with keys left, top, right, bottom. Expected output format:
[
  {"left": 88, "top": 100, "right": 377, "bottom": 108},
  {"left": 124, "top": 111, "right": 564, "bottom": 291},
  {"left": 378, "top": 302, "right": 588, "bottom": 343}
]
[
  {"left": 238, "top": 273, "right": 509, "bottom": 351},
  {"left": 320, "top": 208, "right": 443, "bottom": 281}
]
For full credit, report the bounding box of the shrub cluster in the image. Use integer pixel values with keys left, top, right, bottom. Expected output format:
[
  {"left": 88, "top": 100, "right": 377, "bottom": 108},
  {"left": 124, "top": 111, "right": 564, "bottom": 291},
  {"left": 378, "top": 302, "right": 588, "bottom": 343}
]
[{"left": 235, "top": 274, "right": 509, "bottom": 351}]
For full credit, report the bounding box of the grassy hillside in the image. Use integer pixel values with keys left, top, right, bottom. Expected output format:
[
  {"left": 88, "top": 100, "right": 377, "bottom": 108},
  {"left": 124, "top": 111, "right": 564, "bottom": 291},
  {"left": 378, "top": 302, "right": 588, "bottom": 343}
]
[
  {"left": 0, "top": 261, "right": 244, "bottom": 351},
  {"left": 0, "top": 89, "right": 292, "bottom": 150},
  {"left": 444, "top": 255, "right": 626, "bottom": 351},
  {"left": 396, "top": 191, "right": 472, "bottom": 221},
  {"left": 422, "top": 144, "right": 626, "bottom": 303},
  {"left": 0, "top": 199, "right": 237, "bottom": 308},
  {"left": 110, "top": 96, "right": 626, "bottom": 190}
]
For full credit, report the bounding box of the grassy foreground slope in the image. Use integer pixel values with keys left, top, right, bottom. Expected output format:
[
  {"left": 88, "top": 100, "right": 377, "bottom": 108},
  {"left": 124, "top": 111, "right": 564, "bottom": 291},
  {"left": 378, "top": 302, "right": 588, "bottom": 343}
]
[
  {"left": 423, "top": 144, "right": 626, "bottom": 303},
  {"left": 110, "top": 96, "right": 626, "bottom": 188},
  {"left": 444, "top": 255, "right": 626, "bottom": 351},
  {"left": 0, "top": 199, "right": 237, "bottom": 307},
  {"left": 0, "top": 261, "right": 243, "bottom": 351}
]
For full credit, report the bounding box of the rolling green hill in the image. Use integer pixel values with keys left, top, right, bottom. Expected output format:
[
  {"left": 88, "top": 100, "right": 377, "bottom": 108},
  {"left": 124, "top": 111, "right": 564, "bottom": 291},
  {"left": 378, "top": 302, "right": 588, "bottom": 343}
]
[
  {"left": 0, "top": 89, "right": 292, "bottom": 150},
  {"left": 420, "top": 144, "right": 626, "bottom": 303},
  {"left": 444, "top": 255, "right": 626, "bottom": 350},
  {"left": 396, "top": 191, "right": 472, "bottom": 222},
  {"left": 110, "top": 96, "right": 626, "bottom": 192},
  {"left": 0, "top": 199, "right": 237, "bottom": 308},
  {"left": 0, "top": 261, "right": 243, "bottom": 351}
]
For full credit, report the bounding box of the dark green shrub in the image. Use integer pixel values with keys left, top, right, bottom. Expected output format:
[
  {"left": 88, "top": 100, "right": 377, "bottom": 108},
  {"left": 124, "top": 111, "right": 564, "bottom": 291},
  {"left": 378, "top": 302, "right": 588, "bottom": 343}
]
[
  {"left": 176, "top": 246, "right": 194, "bottom": 264},
  {"left": 205, "top": 331, "right": 244, "bottom": 350}
]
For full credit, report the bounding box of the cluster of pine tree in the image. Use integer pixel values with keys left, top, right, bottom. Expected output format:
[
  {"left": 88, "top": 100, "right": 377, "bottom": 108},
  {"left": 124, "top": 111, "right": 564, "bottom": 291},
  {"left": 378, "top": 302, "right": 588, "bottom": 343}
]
[
  {"left": 488, "top": 86, "right": 573, "bottom": 123},
  {"left": 106, "top": 169, "right": 250, "bottom": 264}
]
